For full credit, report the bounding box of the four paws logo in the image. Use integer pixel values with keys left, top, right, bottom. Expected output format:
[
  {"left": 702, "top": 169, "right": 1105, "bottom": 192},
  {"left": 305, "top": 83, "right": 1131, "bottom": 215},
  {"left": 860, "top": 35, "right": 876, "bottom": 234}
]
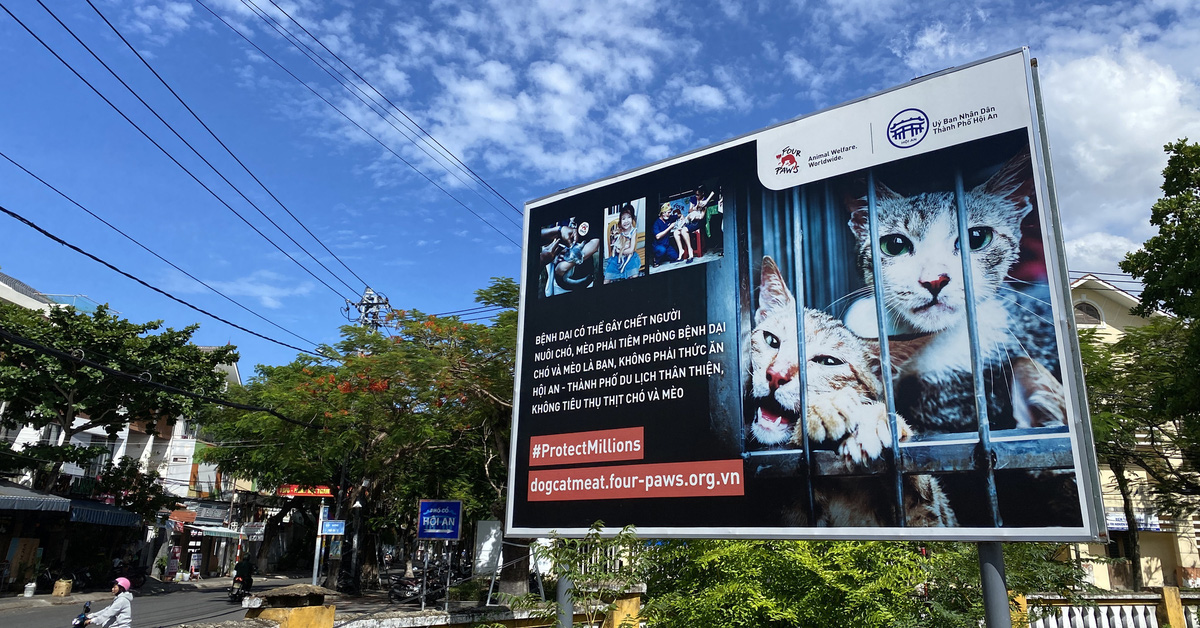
[{"left": 774, "top": 147, "right": 801, "bottom": 175}]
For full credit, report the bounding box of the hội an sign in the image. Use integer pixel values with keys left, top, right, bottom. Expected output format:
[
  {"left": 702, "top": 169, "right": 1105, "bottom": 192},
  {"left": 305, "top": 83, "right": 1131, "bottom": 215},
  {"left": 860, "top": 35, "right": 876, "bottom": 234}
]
[{"left": 418, "top": 500, "right": 462, "bottom": 541}]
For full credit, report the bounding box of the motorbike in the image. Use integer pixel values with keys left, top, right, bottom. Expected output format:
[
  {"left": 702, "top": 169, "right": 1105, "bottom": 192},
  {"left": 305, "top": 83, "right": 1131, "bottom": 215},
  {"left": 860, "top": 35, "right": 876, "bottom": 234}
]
[
  {"left": 386, "top": 572, "right": 444, "bottom": 604},
  {"left": 228, "top": 576, "right": 249, "bottom": 604},
  {"left": 70, "top": 601, "right": 91, "bottom": 628},
  {"left": 386, "top": 574, "right": 421, "bottom": 603}
]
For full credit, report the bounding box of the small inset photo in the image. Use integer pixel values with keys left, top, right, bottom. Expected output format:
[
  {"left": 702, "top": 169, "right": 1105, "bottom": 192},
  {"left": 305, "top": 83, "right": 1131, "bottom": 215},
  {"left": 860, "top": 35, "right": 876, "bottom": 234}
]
[
  {"left": 649, "top": 182, "right": 724, "bottom": 273},
  {"left": 538, "top": 217, "right": 601, "bottom": 297},
  {"left": 602, "top": 198, "right": 647, "bottom": 283}
]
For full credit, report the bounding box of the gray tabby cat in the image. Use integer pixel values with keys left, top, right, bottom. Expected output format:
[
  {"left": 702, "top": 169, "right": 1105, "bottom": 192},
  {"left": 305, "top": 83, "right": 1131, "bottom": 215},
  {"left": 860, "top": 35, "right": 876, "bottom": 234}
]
[
  {"left": 749, "top": 256, "right": 956, "bottom": 527},
  {"left": 846, "top": 149, "right": 1065, "bottom": 434}
]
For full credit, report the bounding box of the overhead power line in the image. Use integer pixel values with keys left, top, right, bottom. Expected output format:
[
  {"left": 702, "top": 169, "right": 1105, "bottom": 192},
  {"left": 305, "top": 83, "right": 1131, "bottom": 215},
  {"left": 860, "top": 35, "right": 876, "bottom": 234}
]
[
  {"left": 0, "top": 149, "right": 321, "bottom": 352},
  {"left": 0, "top": 203, "right": 323, "bottom": 358},
  {"left": 191, "top": 0, "right": 521, "bottom": 248},
  {"left": 83, "top": 0, "right": 373, "bottom": 291},
  {"left": 0, "top": 326, "right": 318, "bottom": 430},
  {"left": 14, "top": 0, "right": 358, "bottom": 301},
  {"left": 430, "top": 305, "right": 505, "bottom": 317},
  {"left": 250, "top": 0, "right": 522, "bottom": 226}
]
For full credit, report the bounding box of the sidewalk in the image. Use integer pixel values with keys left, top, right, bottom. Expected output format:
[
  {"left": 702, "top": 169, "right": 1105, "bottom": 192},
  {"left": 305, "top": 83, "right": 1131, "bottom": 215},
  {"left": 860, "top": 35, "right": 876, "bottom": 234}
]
[{"left": 0, "top": 573, "right": 303, "bottom": 613}]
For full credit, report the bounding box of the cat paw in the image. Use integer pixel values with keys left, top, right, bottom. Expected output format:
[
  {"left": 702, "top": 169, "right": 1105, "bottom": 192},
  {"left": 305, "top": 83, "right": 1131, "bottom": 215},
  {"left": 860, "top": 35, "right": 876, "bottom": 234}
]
[
  {"left": 804, "top": 389, "right": 854, "bottom": 444},
  {"left": 838, "top": 427, "right": 884, "bottom": 464},
  {"left": 836, "top": 406, "right": 910, "bottom": 464}
]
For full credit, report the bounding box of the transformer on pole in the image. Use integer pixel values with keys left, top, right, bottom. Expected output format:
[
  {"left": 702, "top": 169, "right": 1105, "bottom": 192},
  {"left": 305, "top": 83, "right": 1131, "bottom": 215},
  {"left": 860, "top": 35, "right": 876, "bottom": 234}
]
[{"left": 343, "top": 287, "right": 391, "bottom": 331}]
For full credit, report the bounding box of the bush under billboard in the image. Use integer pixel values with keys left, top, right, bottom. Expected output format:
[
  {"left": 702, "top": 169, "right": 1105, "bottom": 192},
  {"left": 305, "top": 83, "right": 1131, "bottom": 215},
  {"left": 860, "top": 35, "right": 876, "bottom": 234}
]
[{"left": 507, "top": 49, "right": 1105, "bottom": 541}]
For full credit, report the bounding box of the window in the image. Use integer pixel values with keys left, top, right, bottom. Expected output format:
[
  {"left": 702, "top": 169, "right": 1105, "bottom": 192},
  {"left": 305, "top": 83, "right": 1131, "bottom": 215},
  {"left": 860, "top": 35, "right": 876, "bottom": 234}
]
[
  {"left": 1074, "top": 302, "right": 1102, "bottom": 325},
  {"left": 39, "top": 424, "right": 63, "bottom": 446},
  {"left": 87, "top": 434, "right": 118, "bottom": 477}
]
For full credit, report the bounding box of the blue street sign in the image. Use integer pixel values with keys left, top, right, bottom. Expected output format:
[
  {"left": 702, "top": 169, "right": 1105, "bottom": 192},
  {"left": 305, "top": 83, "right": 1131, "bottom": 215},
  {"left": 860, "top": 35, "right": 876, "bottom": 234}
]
[
  {"left": 417, "top": 500, "right": 462, "bottom": 540},
  {"left": 320, "top": 519, "right": 346, "bottom": 536}
]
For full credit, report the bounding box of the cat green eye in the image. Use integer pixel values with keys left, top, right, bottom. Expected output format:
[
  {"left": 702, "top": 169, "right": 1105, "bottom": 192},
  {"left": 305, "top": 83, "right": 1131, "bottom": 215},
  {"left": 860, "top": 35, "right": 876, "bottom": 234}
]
[
  {"left": 811, "top": 355, "right": 844, "bottom": 366},
  {"left": 879, "top": 234, "right": 912, "bottom": 256},
  {"left": 954, "top": 227, "right": 994, "bottom": 252},
  {"left": 968, "top": 227, "right": 993, "bottom": 250},
  {"left": 762, "top": 331, "right": 780, "bottom": 349}
]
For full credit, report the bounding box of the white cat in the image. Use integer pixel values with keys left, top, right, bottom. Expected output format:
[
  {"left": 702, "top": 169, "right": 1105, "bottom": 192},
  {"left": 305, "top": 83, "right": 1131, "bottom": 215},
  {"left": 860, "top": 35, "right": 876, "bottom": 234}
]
[{"left": 846, "top": 149, "right": 1065, "bottom": 434}]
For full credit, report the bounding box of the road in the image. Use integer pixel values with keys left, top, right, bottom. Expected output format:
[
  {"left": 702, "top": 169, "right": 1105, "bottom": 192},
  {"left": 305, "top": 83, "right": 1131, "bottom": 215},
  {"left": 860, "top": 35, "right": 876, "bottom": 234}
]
[{"left": 0, "top": 578, "right": 310, "bottom": 628}]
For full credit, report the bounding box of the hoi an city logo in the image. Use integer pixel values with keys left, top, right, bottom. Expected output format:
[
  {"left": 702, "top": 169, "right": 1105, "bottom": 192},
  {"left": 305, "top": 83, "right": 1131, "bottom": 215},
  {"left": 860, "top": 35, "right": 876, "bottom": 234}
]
[
  {"left": 887, "top": 108, "right": 929, "bottom": 149},
  {"left": 774, "top": 147, "right": 801, "bottom": 174}
]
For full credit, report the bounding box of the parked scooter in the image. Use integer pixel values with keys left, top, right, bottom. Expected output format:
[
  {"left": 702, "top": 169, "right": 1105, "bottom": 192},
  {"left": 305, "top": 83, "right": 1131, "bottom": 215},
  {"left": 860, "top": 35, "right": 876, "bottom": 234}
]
[
  {"left": 386, "top": 572, "right": 445, "bottom": 604},
  {"left": 70, "top": 601, "right": 91, "bottom": 628},
  {"left": 386, "top": 574, "right": 421, "bottom": 603}
]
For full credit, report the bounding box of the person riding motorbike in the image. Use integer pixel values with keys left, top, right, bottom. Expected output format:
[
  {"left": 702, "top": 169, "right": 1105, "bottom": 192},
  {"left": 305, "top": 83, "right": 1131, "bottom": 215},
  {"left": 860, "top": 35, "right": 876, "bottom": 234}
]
[
  {"left": 82, "top": 578, "right": 133, "bottom": 627},
  {"left": 233, "top": 555, "right": 254, "bottom": 593}
]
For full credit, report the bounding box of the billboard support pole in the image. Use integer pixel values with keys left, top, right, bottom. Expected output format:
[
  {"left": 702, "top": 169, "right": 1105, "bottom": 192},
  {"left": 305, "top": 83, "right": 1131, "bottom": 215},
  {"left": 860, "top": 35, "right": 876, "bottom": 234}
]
[
  {"left": 556, "top": 567, "right": 573, "bottom": 628},
  {"left": 978, "top": 541, "right": 1011, "bottom": 628}
]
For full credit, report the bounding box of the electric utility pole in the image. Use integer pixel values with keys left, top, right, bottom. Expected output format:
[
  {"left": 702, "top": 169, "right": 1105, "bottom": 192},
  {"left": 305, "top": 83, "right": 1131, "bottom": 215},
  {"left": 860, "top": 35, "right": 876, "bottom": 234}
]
[{"left": 343, "top": 287, "right": 391, "bottom": 331}]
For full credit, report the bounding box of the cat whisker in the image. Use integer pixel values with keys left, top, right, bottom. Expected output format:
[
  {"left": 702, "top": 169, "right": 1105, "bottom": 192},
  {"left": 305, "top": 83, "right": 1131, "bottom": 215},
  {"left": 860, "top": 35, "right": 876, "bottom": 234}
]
[
  {"left": 998, "top": 285, "right": 1053, "bottom": 309},
  {"left": 1002, "top": 329, "right": 1037, "bottom": 362},
  {"left": 995, "top": 292, "right": 1055, "bottom": 327},
  {"left": 826, "top": 287, "right": 875, "bottom": 313},
  {"left": 1002, "top": 276, "right": 1043, "bottom": 288}
]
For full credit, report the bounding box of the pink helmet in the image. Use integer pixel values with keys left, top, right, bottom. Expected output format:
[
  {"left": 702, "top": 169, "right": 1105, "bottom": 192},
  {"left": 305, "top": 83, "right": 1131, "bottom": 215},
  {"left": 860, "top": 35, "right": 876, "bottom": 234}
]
[{"left": 114, "top": 577, "right": 131, "bottom": 591}]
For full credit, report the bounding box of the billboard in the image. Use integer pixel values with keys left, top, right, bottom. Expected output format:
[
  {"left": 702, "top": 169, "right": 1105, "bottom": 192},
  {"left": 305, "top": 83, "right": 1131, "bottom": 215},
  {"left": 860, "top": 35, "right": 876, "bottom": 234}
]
[{"left": 507, "top": 49, "right": 1104, "bottom": 541}]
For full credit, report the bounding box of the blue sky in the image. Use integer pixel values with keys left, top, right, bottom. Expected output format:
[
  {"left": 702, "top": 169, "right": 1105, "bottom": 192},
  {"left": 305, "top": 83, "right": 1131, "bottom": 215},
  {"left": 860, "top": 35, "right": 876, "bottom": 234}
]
[{"left": 1, "top": 0, "right": 1197, "bottom": 371}]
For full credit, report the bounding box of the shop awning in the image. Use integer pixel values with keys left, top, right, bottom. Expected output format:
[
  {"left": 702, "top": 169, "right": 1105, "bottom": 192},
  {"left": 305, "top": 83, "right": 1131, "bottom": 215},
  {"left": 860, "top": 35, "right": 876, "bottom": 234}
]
[
  {"left": 186, "top": 524, "right": 243, "bottom": 539},
  {"left": 69, "top": 499, "right": 142, "bottom": 527},
  {"left": 0, "top": 480, "right": 71, "bottom": 512}
]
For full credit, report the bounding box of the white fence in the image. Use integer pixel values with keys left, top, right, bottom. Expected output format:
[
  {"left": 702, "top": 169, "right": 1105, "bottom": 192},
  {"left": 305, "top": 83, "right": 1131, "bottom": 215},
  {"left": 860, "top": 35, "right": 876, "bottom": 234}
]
[
  {"left": 1029, "top": 604, "right": 1159, "bottom": 628},
  {"left": 1023, "top": 592, "right": 1200, "bottom": 628}
]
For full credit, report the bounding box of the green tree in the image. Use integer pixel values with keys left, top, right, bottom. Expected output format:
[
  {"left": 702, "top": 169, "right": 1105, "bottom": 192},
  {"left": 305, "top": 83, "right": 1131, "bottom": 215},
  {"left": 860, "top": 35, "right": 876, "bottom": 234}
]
[
  {"left": 1081, "top": 320, "right": 1200, "bottom": 515},
  {"left": 919, "top": 543, "right": 1091, "bottom": 626},
  {"left": 1122, "top": 139, "right": 1200, "bottom": 320},
  {"left": 196, "top": 278, "right": 518, "bottom": 589},
  {"left": 1119, "top": 138, "right": 1200, "bottom": 419},
  {"left": 641, "top": 540, "right": 926, "bottom": 628},
  {"left": 1078, "top": 328, "right": 1145, "bottom": 589},
  {"left": 639, "top": 540, "right": 1089, "bottom": 627},
  {"left": 0, "top": 302, "right": 237, "bottom": 490},
  {"left": 93, "top": 456, "right": 178, "bottom": 521}
]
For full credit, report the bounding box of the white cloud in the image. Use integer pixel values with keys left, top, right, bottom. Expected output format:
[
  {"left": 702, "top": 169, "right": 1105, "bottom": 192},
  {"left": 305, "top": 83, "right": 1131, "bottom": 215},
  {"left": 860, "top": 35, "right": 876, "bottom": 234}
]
[
  {"left": 895, "top": 22, "right": 988, "bottom": 74},
  {"left": 1065, "top": 232, "right": 1141, "bottom": 277},
  {"left": 680, "top": 84, "right": 728, "bottom": 111},
  {"left": 165, "top": 270, "right": 314, "bottom": 309},
  {"left": 132, "top": 1, "right": 194, "bottom": 35},
  {"left": 1040, "top": 46, "right": 1200, "bottom": 242}
]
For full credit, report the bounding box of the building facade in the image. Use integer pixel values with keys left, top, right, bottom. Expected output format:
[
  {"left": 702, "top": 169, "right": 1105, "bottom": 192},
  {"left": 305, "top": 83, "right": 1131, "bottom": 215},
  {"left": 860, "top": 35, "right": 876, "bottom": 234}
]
[{"left": 1071, "top": 274, "right": 1200, "bottom": 590}]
